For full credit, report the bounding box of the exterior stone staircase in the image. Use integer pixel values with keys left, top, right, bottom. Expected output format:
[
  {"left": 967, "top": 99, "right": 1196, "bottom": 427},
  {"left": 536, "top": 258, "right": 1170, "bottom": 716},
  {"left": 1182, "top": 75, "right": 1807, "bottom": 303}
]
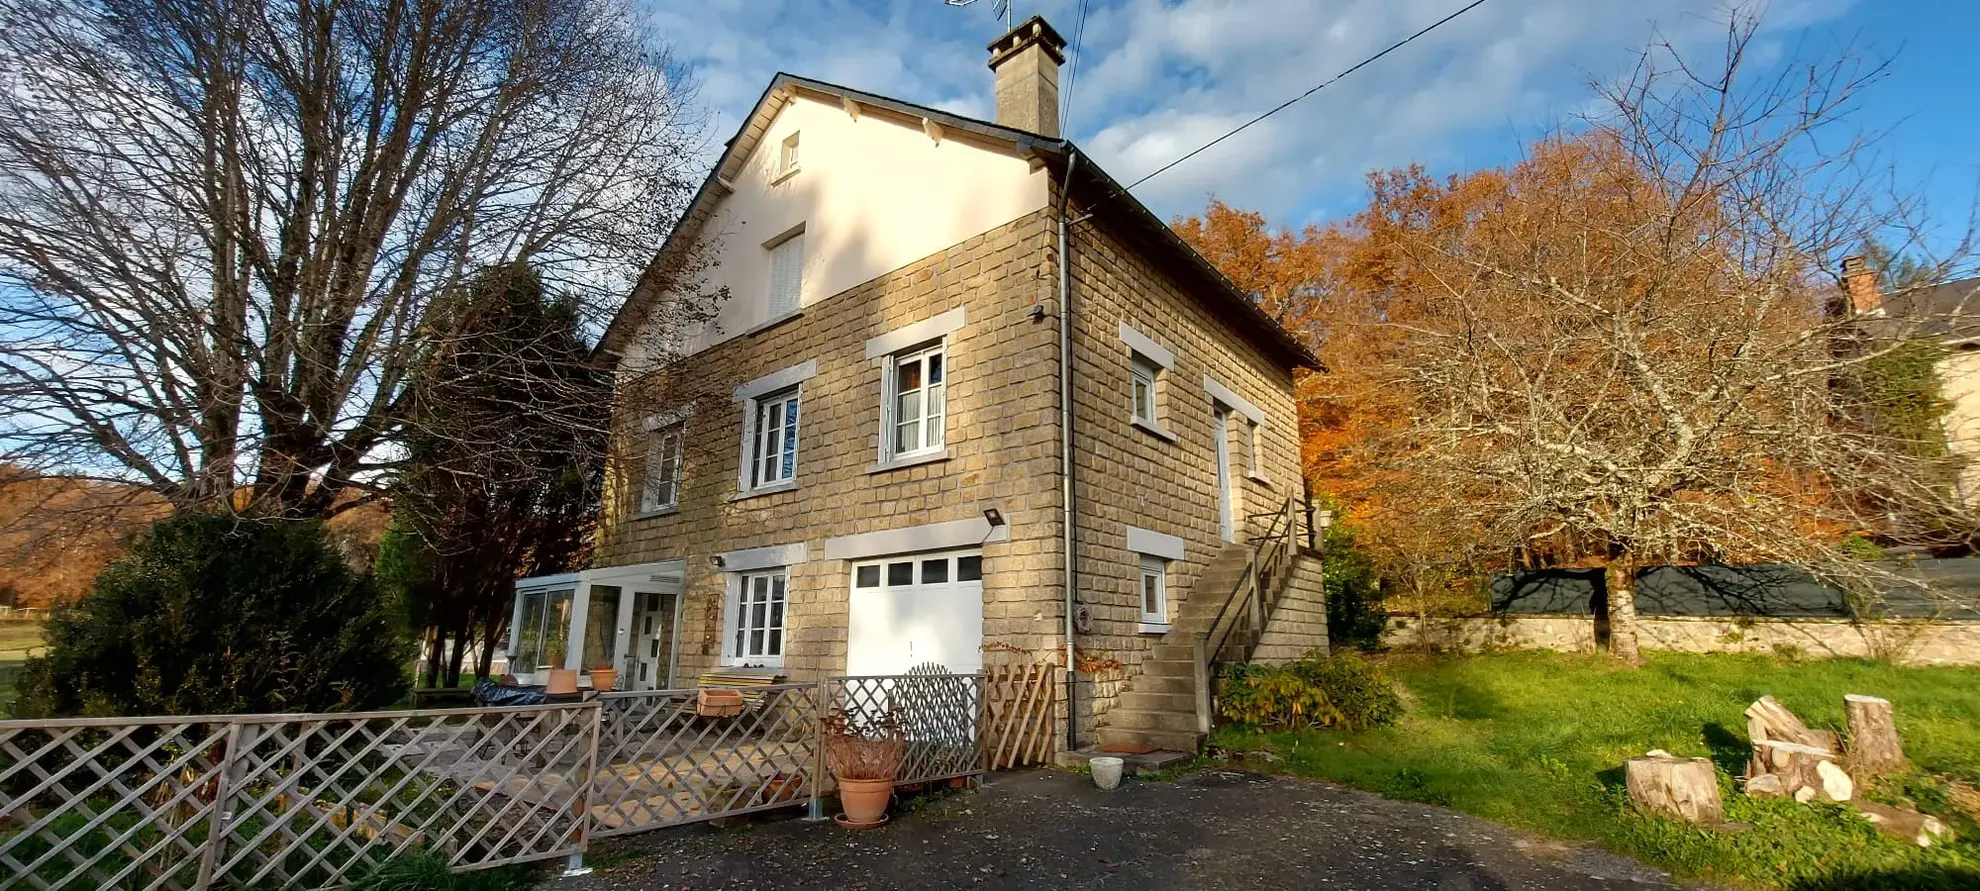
[{"left": 1093, "top": 505, "right": 1332, "bottom": 754}]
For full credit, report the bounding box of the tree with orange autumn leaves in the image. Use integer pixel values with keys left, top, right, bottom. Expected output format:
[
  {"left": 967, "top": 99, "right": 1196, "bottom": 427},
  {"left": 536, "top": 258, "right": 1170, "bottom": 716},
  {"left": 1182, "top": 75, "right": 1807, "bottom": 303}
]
[{"left": 1178, "top": 13, "right": 1974, "bottom": 661}]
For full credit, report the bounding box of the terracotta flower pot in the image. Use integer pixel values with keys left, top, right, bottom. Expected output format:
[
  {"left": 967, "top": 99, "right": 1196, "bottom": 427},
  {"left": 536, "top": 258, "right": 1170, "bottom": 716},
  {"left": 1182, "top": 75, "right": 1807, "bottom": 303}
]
[
  {"left": 835, "top": 777, "right": 894, "bottom": 826},
  {"left": 589, "top": 666, "right": 618, "bottom": 692},
  {"left": 544, "top": 668, "right": 578, "bottom": 695}
]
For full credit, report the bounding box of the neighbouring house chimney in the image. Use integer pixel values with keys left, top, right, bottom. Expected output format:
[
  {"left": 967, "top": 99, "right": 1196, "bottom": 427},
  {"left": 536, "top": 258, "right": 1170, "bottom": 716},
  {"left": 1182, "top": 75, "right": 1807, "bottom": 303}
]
[
  {"left": 1842, "top": 255, "right": 1881, "bottom": 315},
  {"left": 988, "top": 15, "right": 1067, "bottom": 138}
]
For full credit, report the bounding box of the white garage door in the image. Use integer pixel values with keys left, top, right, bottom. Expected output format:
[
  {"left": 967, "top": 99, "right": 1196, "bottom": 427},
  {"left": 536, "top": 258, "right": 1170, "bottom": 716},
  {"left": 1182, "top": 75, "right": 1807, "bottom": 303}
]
[{"left": 846, "top": 550, "right": 983, "bottom": 677}]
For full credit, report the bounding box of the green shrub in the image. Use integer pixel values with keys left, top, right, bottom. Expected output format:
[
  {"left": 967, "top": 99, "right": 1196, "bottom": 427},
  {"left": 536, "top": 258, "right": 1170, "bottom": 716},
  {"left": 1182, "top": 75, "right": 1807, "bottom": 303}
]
[
  {"left": 11, "top": 512, "right": 412, "bottom": 718},
  {"left": 1219, "top": 652, "right": 1403, "bottom": 731},
  {"left": 352, "top": 851, "right": 540, "bottom": 891}
]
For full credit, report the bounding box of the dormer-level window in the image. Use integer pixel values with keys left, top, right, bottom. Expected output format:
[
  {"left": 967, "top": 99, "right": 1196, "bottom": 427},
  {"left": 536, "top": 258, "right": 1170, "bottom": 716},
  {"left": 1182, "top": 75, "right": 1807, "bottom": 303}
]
[
  {"left": 767, "top": 230, "right": 803, "bottom": 319},
  {"left": 779, "top": 132, "right": 801, "bottom": 176}
]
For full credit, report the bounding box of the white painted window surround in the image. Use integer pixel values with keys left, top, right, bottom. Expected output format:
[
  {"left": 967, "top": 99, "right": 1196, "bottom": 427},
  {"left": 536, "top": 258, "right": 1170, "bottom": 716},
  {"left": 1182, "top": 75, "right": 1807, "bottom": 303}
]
[
  {"left": 870, "top": 308, "right": 966, "bottom": 466},
  {"left": 720, "top": 542, "right": 810, "bottom": 572},
  {"left": 1120, "top": 323, "right": 1180, "bottom": 441},
  {"left": 734, "top": 361, "right": 819, "bottom": 494},
  {"left": 1203, "top": 376, "right": 1267, "bottom": 426},
  {"left": 1118, "top": 322, "right": 1177, "bottom": 369},
  {"left": 865, "top": 307, "right": 966, "bottom": 359},
  {"left": 823, "top": 515, "right": 1011, "bottom": 560}
]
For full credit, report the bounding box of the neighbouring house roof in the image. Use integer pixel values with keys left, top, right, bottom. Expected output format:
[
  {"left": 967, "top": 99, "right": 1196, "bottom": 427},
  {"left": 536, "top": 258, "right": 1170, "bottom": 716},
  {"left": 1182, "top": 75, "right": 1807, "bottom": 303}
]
[
  {"left": 597, "top": 73, "right": 1320, "bottom": 370},
  {"left": 1872, "top": 276, "right": 1980, "bottom": 343}
]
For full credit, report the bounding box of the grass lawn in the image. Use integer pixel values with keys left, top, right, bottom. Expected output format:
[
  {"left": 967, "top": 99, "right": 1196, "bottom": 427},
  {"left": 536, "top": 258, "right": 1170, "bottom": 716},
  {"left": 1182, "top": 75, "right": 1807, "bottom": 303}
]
[
  {"left": 1210, "top": 651, "right": 1980, "bottom": 890},
  {"left": 0, "top": 621, "right": 45, "bottom": 710}
]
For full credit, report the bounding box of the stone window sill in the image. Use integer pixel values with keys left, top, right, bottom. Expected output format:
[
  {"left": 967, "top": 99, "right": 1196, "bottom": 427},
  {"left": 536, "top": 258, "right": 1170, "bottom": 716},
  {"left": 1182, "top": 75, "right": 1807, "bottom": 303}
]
[
  {"left": 1246, "top": 472, "right": 1273, "bottom": 487},
  {"left": 1138, "top": 622, "right": 1172, "bottom": 635},
  {"left": 630, "top": 506, "right": 680, "bottom": 521},
  {"left": 1132, "top": 417, "right": 1179, "bottom": 443},
  {"left": 771, "top": 166, "right": 800, "bottom": 186},
  {"left": 866, "top": 448, "right": 952, "bottom": 475},
  {"left": 728, "top": 480, "right": 797, "bottom": 502},
  {"left": 742, "top": 310, "right": 803, "bottom": 339}
]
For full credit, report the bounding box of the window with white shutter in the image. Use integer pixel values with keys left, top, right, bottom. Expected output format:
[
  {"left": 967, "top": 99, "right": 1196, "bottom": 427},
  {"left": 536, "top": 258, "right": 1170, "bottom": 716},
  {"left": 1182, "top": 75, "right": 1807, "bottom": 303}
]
[{"left": 767, "top": 232, "right": 804, "bottom": 319}]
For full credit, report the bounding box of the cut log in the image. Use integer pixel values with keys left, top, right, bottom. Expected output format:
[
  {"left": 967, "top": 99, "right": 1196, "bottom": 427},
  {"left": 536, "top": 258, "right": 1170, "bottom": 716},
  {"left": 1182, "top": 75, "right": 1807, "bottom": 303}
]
[
  {"left": 1626, "top": 754, "right": 1724, "bottom": 825},
  {"left": 1745, "top": 695, "right": 1831, "bottom": 749},
  {"left": 1754, "top": 740, "right": 1850, "bottom": 802},
  {"left": 1744, "top": 773, "right": 1784, "bottom": 797},
  {"left": 1844, "top": 694, "right": 1906, "bottom": 777},
  {"left": 1855, "top": 801, "right": 1952, "bottom": 848}
]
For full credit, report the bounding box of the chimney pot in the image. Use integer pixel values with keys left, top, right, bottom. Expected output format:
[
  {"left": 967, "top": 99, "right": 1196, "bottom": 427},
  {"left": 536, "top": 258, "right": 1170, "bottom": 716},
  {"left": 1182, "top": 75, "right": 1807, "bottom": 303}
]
[
  {"left": 987, "top": 15, "right": 1067, "bottom": 138},
  {"left": 1842, "top": 255, "right": 1881, "bottom": 315}
]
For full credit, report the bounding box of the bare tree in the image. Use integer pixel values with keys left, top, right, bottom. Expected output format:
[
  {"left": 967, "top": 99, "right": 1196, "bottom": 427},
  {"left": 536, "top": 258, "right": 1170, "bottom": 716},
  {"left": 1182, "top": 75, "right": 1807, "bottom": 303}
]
[
  {"left": 0, "top": 0, "right": 709, "bottom": 518},
  {"left": 1327, "top": 10, "right": 1976, "bottom": 662}
]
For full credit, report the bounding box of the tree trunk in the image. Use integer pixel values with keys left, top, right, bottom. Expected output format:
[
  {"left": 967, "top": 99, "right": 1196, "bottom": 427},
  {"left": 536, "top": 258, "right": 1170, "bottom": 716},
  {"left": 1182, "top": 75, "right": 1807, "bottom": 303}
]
[
  {"left": 422, "top": 628, "right": 444, "bottom": 688},
  {"left": 1753, "top": 740, "right": 1852, "bottom": 802},
  {"left": 1844, "top": 694, "right": 1906, "bottom": 776},
  {"left": 1604, "top": 561, "right": 1643, "bottom": 665},
  {"left": 477, "top": 616, "right": 500, "bottom": 681},
  {"left": 1855, "top": 801, "right": 1952, "bottom": 847},
  {"left": 1625, "top": 754, "right": 1723, "bottom": 824},
  {"left": 445, "top": 626, "right": 469, "bottom": 688}
]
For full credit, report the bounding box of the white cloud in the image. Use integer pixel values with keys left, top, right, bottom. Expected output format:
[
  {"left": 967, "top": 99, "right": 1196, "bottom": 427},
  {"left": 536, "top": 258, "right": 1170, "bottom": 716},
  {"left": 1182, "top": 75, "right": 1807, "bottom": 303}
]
[{"left": 644, "top": 0, "right": 1856, "bottom": 224}]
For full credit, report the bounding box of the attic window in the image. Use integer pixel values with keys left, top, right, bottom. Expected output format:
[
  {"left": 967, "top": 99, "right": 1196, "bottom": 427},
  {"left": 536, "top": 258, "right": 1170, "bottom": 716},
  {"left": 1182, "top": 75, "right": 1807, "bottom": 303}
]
[{"left": 779, "top": 133, "right": 800, "bottom": 178}]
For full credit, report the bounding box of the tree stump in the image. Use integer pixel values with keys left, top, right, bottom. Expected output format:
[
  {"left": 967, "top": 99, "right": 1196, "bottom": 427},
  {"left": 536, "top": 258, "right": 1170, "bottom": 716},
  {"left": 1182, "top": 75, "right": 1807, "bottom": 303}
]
[
  {"left": 1855, "top": 801, "right": 1952, "bottom": 848},
  {"left": 1753, "top": 740, "right": 1851, "bottom": 802},
  {"left": 1746, "top": 695, "right": 1831, "bottom": 749},
  {"left": 1626, "top": 754, "right": 1724, "bottom": 825},
  {"left": 1844, "top": 694, "right": 1906, "bottom": 776}
]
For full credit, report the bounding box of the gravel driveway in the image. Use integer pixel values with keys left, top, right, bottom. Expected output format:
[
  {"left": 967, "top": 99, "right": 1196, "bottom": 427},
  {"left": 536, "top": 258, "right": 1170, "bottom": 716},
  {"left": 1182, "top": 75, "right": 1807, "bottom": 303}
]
[{"left": 563, "top": 769, "right": 1695, "bottom": 890}]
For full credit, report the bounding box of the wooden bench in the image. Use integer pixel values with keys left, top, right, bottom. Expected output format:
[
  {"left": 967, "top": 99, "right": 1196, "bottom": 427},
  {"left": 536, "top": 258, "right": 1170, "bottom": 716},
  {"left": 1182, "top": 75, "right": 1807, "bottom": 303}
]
[{"left": 695, "top": 668, "right": 785, "bottom": 714}]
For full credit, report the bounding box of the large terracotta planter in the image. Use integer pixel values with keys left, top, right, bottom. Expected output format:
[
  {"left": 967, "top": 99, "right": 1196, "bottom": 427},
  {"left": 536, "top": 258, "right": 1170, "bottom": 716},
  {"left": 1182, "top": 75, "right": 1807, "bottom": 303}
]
[
  {"left": 835, "top": 777, "right": 894, "bottom": 826},
  {"left": 544, "top": 669, "right": 578, "bottom": 695},
  {"left": 589, "top": 667, "right": 618, "bottom": 692}
]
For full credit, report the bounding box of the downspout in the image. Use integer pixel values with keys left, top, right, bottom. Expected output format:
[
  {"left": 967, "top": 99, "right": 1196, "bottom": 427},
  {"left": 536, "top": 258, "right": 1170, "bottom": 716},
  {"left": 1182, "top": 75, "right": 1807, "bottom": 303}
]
[{"left": 1057, "top": 149, "right": 1081, "bottom": 752}]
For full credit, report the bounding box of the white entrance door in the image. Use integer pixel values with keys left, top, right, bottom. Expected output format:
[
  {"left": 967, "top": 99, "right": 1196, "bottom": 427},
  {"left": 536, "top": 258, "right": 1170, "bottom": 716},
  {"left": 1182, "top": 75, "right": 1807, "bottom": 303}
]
[
  {"left": 628, "top": 588, "right": 679, "bottom": 690},
  {"left": 1213, "top": 405, "right": 1236, "bottom": 541},
  {"left": 847, "top": 551, "right": 984, "bottom": 676}
]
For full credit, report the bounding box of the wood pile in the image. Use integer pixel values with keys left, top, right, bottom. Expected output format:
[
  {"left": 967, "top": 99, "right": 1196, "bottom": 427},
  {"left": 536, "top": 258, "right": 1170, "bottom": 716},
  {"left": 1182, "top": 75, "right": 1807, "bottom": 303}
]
[{"left": 1626, "top": 692, "right": 1952, "bottom": 847}]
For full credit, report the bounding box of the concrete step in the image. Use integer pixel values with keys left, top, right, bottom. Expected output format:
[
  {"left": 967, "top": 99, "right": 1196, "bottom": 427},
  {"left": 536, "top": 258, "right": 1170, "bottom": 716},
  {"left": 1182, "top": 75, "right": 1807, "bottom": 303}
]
[
  {"left": 1053, "top": 747, "right": 1194, "bottom": 775},
  {"left": 1117, "top": 689, "right": 1196, "bottom": 712},
  {"left": 1138, "top": 657, "right": 1198, "bottom": 677},
  {"left": 1129, "top": 673, "right": 1195, "bottom": 695},
  {"left": 1095, "top": 726, "right": 1203, "bottom": 753},
  {"left": 1101, "top": 708, "right": 1200, "bottom": 733}
]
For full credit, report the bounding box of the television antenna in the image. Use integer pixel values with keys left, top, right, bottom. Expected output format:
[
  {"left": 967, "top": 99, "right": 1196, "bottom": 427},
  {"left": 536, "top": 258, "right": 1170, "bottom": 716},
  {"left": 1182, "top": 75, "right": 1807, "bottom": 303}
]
[{"left": 944, "top": 0, "right": 1012, "bottom": 32}]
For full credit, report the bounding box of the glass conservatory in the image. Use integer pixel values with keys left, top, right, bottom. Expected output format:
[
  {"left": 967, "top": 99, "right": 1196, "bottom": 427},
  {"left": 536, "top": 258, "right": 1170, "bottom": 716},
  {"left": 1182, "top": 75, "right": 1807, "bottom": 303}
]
[{"left": 507, "top": 559, "right": 686, "bottom": 690}]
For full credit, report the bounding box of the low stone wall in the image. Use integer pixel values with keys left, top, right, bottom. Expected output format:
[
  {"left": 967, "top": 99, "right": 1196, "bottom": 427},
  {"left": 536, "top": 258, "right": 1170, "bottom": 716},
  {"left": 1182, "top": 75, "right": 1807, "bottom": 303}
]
[{"left": 1383, "top": 614, "right": 1980, "bottom": 666}]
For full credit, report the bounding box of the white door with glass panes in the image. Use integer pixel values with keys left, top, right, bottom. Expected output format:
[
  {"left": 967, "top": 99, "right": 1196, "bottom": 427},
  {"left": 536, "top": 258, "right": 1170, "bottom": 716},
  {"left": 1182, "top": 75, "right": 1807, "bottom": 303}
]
[
  {"left": 629, "top": 588, "right": 679, "bottom": 690},
  {"left": 847, "top": 551, "right": 983, "bottom": 676}
]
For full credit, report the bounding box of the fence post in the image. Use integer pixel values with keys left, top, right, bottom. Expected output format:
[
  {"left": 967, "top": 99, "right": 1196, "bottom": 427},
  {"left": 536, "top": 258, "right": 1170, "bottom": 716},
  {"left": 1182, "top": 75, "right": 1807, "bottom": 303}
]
[
  {"left": 973, "top": 672, "right": 989, "bottom": 787},
  {"left": 804, "top": 678, "right": 830, "bottom": 822},
  {"left": 562, "top": 703, "right": 602, "bottom": 878},
  {"left": 193, "top": 720, "right": 248, "bottom": 891}
]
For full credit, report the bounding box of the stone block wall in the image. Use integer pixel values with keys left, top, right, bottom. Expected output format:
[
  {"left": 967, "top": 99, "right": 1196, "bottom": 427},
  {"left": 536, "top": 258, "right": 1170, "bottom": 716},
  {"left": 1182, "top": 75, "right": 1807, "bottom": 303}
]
[
  {"left": 1254, "top": 555, "right": 1331, "bottom": 664},
  {"left": 594, "top": 209, "right": 1068, "bottom": 683},
  {"left": 1064, "top": 210, "right": 1307, "bottom": 726},
  {"left": 1383, "top": 615, "right": 1980, "bottom": 666}
]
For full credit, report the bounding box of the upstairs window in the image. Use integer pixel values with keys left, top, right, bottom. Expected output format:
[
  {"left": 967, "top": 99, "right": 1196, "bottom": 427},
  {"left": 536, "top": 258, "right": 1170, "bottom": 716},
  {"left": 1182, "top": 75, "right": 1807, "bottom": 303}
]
[
  {"left": 884, "top": 340, "right": 946, "bottom": 459},
  {"left": 1130, "top": 354, "right": 1159, "bottom": 424},
  {"left": 747, "top": 386, "right": 801, "bottom": 489},
  {"left": 779, "top": 132, "right": 801, "bottom": 176},
  {"left": 640, "top": 421, "right": 687, "bottom": 513},
  {"left": 767, "top": 231, "right": 804, "bottom": 319}
]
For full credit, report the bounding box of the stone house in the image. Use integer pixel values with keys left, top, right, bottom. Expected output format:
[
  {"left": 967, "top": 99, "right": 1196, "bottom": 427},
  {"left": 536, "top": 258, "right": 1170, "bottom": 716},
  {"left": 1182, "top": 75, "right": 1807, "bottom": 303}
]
[
  {"left": 1841, "top": 257, "right": 1980, "bottom": 502},
  {"left": 504, "top": 16, "right": 1327, "bottom": 753}
]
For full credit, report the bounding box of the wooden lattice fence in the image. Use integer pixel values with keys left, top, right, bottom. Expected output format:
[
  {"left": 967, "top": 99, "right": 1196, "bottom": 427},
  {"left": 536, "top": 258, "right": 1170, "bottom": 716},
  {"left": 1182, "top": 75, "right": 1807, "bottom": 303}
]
[
  {"left": 0, "top": 673, "right": 989, "bottom": 890},
  {"left": 982, "top": 663, "right": 1058, "bottom": 770}
]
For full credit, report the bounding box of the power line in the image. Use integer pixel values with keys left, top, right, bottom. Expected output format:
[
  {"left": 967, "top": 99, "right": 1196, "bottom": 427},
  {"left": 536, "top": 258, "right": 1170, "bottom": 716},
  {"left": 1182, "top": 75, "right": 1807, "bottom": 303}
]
[
  {"left": 1059, "top": 0, "right": 1093, "bottom": 135},
  {"left": 1120, "top": 0, "right": 1491, "bottom": 193}
]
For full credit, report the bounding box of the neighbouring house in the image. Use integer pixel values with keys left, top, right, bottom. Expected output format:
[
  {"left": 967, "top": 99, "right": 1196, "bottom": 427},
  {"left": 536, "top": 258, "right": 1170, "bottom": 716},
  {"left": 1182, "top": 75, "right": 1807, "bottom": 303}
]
[
  {"left": 504, "top": 16, "right": 1326, "bottom": 754},
  {"left": 1840, "top": 257, "right": 1980, "bottom": 503}
]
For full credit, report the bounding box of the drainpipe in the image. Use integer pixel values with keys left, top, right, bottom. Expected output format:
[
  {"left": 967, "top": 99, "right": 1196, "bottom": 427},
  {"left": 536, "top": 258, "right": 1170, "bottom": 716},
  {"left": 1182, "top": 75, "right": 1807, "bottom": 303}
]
[{"left": 1057, "top": 149, "right": 1081, "bottom": 753}]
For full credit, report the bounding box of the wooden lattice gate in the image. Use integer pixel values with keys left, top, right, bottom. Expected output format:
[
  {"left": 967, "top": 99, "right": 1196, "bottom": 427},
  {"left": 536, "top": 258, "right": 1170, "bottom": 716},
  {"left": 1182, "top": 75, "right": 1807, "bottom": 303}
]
[{"left": 983, "top": 663, "right": 1059, "bottom": 770}]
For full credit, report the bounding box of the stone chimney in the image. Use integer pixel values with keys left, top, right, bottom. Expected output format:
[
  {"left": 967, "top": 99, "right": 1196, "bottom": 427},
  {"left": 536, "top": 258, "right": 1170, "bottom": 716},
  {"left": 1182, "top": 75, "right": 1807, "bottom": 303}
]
[
  {"left": 1842, "top": 255, "right": 1881, "bottom": 315},
  {"left": 987, "top": 15, "right": 1067, "bottom": 138}
]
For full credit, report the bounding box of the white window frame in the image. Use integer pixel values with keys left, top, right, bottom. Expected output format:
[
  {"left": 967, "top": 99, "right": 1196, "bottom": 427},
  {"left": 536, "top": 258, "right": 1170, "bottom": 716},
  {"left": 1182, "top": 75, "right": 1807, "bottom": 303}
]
[
  {"left": 881, "top": 339, "right": 947, "bottom": 461},
  {"left": 1130, "top": 354, "right": 1159, "bottom": 424},
  {"left": 1139, "top": 555, "right": 1169, "bottom": 631},
  {"left": 766, "top": 229, "right": 804, "bottom": 320},
  {"left": 780, "top": 132, "right": 801, "bottom": 177},
  {"left": 640, "top": 421, "right": 687, "bottom": 514},
  {"left": 723, "top": 568, "right": 788, "bottom": 667},
  {"left": 742, "top": 385, "right": 801, "bottom": 491}
]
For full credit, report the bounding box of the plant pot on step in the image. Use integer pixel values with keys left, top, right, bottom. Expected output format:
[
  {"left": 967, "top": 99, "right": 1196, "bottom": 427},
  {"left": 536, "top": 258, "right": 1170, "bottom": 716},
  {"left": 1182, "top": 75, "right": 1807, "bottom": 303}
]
[
  {"left": 589, "top": 665, "right": 618, "bottom": 692},
  {"left": 836, "top": 777, "right": 894, "bottom": 825},
  {"left": 544, "top": 668, "right": 578, "bottom": 695}
]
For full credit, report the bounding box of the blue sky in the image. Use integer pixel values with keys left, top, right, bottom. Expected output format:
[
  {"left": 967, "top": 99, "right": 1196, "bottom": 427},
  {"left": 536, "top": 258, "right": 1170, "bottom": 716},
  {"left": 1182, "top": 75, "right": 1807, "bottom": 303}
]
[{"left": 648, "top": 0, "right": 1977, "bottom": 247}]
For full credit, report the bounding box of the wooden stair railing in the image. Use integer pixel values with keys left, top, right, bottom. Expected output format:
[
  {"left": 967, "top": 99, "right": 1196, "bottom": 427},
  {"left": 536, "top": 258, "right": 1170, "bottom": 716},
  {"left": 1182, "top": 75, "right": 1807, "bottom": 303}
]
[{"left": 1191, "top": 495, "right": 1305, "bottom": 733}]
